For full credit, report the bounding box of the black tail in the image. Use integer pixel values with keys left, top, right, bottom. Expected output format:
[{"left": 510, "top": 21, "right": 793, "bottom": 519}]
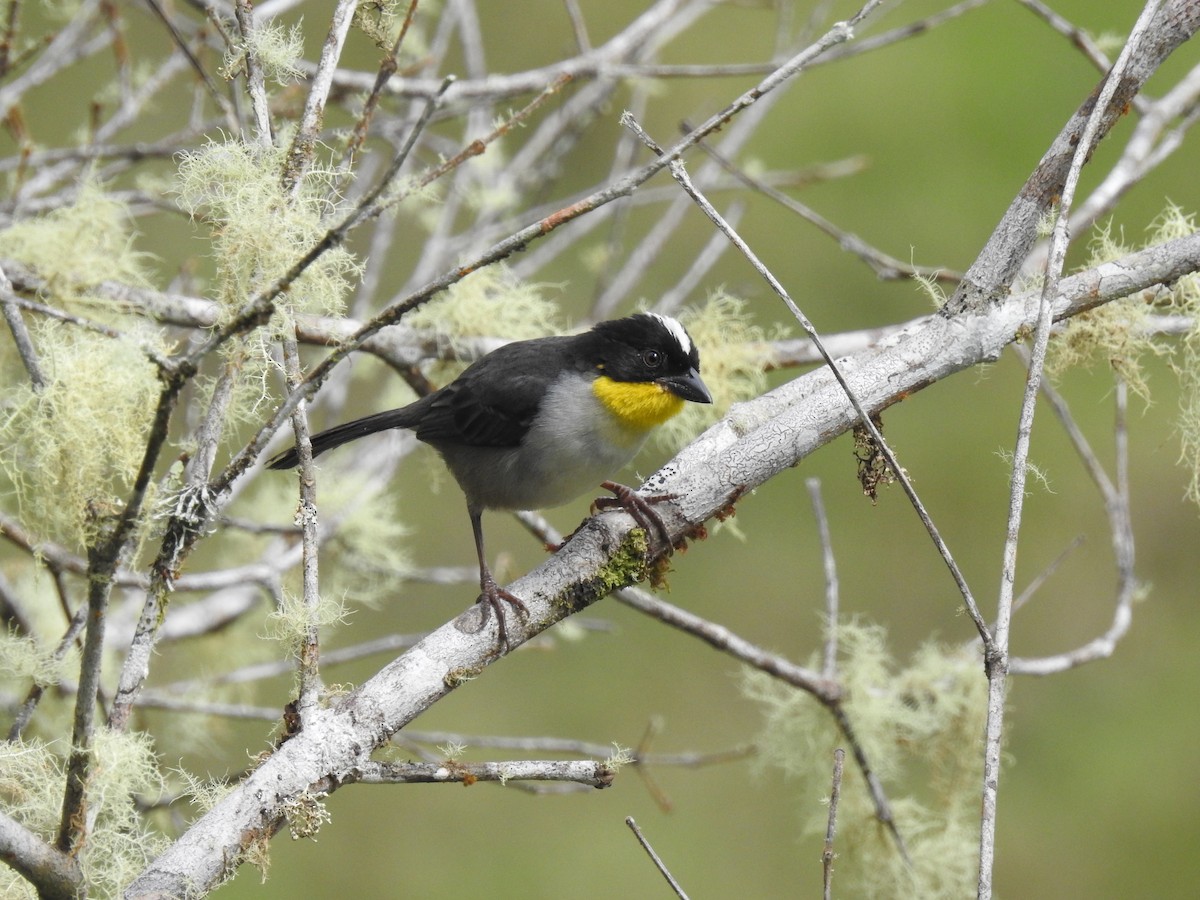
[{"left": 267, "top": 407, "right": 421, "bottom": 470}]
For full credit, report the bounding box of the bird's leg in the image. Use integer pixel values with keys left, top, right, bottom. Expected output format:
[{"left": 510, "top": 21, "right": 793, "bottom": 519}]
[
  {"left": 593, "top": 481, "right": 677, "bottom": 554},
  {"left": 470, "top": 507, "right": 527, "bottom": 651}
]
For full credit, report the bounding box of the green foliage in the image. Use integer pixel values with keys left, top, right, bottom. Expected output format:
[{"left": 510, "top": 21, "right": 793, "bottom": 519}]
[{"left": 742, "top": 620, "right": 987, "bottom": 899}]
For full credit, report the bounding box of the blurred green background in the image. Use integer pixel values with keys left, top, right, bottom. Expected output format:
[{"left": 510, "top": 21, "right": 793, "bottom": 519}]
[{"left": 9, "top": 0, "right": 1200, "bottom": 897}]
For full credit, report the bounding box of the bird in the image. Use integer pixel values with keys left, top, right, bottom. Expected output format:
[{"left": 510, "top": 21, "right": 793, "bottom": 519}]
[{"left": 268, "top": 312, "right": 712, "bottom": 650}]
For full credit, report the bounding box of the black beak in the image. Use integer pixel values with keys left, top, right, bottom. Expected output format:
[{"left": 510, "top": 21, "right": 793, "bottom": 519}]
[{"left": 659, "top": 367, "right": 713, "bottom": 404}]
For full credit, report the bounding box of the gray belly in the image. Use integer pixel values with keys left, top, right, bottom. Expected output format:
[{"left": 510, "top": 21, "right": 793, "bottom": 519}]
[{"left": 437, "top": 376, "right": 651, "bottom": 511}]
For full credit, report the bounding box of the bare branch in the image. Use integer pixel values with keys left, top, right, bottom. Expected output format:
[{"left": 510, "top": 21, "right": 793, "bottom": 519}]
[
  {"left": 0, "top": 263, "right": 45, "bottom": 389},
  {"left": 233, "top": 0, "right": 272, "bottom": 144},
  {"left": 0, "top": 810, "right": 83, "bottom": 900},
  {"left": 625, "top": 817, "right": 690, "bottom": 900},
  {"left": 822, "top": 747, "right": 845, "bottom": 900},
  {"left": 280, "top": 336, "right": 323, "bottom": 720},
  {"left": 351, "top": 759, "right": 615, "bottom": 789},
  {"left": 807, "top": 479, "right": 840, "bottom": 680}
]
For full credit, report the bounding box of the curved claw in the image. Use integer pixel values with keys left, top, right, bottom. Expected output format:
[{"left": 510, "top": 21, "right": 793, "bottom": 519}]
[
  {"left": 593, "top": 480, "right": 677, "bottom": 554},
  {"left": 477, "top": 574, "right": 528, "bottom": 652}
]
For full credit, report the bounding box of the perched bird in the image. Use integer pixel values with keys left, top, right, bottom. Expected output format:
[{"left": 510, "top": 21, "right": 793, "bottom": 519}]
[{"left": 269, "top": 312, "right": 712, "bottom": 649}]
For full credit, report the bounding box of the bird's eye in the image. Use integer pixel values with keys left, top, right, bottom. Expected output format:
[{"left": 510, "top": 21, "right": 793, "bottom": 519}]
[{"left": 642, "top": 349, "right": 663, "bottom": 367}]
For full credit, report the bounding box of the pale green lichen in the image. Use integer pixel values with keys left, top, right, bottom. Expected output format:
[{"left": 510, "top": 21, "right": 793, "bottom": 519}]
[
  {"left": 1046, "top": 204, "right": 1200, "bottom": 503},
  {"left": 175, "top": 138, "right": 360, "bottom": 321},
  {"left": 0, "top": 731, "right": 166, "bottom": 899},
  {"left": 742, "top": 619, "right": 987, "bottom": 899},
  {"left": 0, "top": 630, "right": 71, "bottom": 688},
  {"left": 603, "top": 743, "right": 634, "bottom": 772},
  {"left": 0, "top": 322, "right": 166, "bottom": 549},
  {"left": 0, "top": 179, "right": 154, "bottom": 300},
  {"left": 406, "top": 264, "right": 563, "bottom": 382},
  {"left": 221, "top": 20, "right": 305, "bottom": 86},
  {"left": 320, "top": 484, "right": 413, "bottom": 607},
  {"left": 912, "top": 269, "right": 948, "bottom": 309},
  {"left": 438, "top": 740, "right": 467, "bottom": 761},
  {"left": 265, "top": 588, "right": 350, "bottom": 655},
  {"left": 1046, "top": 218, "right": 1162, "bottom": 400},
  {"left": 1162, "top": 212, "right": 1200, "bottom": 503}
]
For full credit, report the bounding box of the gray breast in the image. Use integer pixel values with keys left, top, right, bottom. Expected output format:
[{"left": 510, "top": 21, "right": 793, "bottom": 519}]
[{"left": 440, "top": 374, "right": 651, "bottom": 512}]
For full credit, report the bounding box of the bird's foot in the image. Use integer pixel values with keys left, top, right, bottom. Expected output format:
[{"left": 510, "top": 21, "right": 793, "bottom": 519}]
[
  {"left": 593, "top": 480, "right": 677, "bottom": 555},
  {"left": 476, "top": 575, "right": 528, "bottom": 653}
]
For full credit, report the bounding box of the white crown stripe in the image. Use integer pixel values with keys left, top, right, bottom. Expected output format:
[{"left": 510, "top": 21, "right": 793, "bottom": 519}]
[{"left": 647, "top": 312, "right": 692, "bottom": 357}]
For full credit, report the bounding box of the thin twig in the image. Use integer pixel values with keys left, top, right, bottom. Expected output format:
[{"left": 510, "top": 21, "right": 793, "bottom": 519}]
[
  {"left": 0, "top": 263, "right": 45, "bottom": 389},
  {"left": 0, "top": 810, "right": 83, "bottom": 900},
  {"left": 807, "top": 479, "right": 840, "bottom": 680},
  {"left": 1009, "top": 379, "right": 1138, "bottom": 675},
  {"left": 944, "top": 0, "right": 1198, "bottom": 317},
  {"left": 614, "top": 585, "right": 909, "bottom": 861},
  {"left": 104, "top": 79, "right": 458, "bottom": 703},
  {"left": 616, "top": 585, "right": 831, "bottom": 696},
  {"left": 107, "top": 352, "right": 239, "bottom": 730},
  {"left": 142, "top": 0, "right": 231, "bottom": 115},
  {"left": 625, "top": 817, "right": 690, "bottom": 900},
  {"left": 633, "top": 717, "right": 673, "bottom": 812},
  {"left": 398, "top": 728, "right": 754, "bottom": 769},
  {"left": 56, "top": 529, "right": 118, "bottom": 853},
  {"left": 1016, "top": 0, "right": 1142, "bottom": 105},
  {"left": 562, "top": 0, "right": 591, "bottom": 52},
  {"left": 823, "top": 747, "right": 845, "bottom": 900},
  {"left": 281, "top": 337, "right": 324, "bottom": 719},
  {"left": 691, "top": 135, "right": 962, "bottom": 283},
  {"left": 320, "top": 0, "right": 981, "bottom": 102},
  {"left": 978, "top": 6, "right": 1162, "bottom": 897},
  {"left": 351, "top": 759, "right": 615, "bottom": 788},
  {"left": 6, "top": 603, "right": 88, "bottom": 742},
  {"left": 233, "top": 0, "right": 272, "bottom": 144},
  {"left": 1012, "top": 535, "right": 1085, "bottom": 617},
  {"left": 342, "top": 0, "right": 420, "bottom": 172},
  {"left": 653, "top": 200, "right": 745, "bottom": 316}
]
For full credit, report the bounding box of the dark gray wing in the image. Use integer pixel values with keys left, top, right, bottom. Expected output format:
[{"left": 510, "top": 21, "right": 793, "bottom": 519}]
[{"left": 414, "top": 337, "right": 574, "bottom": 448}]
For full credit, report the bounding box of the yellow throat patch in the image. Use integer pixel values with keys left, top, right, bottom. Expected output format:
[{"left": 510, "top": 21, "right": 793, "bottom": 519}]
[{"left": 592, "top": 375, "right": 685, "bottom": 431}]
